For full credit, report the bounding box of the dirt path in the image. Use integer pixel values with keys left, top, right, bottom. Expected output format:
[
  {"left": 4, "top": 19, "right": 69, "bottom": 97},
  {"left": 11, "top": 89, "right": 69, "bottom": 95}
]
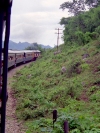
[{"left": 5, "top": 63, "right": 31, "bottom": 133}]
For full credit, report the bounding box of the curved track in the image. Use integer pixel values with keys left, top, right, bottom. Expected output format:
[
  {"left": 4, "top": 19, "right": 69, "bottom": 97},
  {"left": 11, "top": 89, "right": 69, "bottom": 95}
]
[{"left": 5, "top": 63, "right": 31, "bottom": 133}]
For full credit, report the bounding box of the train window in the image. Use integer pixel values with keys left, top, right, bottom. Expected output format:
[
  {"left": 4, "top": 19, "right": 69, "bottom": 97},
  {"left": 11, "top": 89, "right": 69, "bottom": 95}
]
[
  {"left": 1, "top": 55, "right": 4, "bottom": 61},
  {"left": 17, "top": 55, "right": 21, "bottom": 58},
  {"left": 9, "top": 56, "right": 13, "bottom": 60}
]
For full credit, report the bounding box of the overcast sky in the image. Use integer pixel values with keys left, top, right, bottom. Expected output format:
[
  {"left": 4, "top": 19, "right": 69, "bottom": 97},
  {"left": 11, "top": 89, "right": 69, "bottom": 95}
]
[{"left": 10, "top": 0, "right": 69, "bottom": 47}]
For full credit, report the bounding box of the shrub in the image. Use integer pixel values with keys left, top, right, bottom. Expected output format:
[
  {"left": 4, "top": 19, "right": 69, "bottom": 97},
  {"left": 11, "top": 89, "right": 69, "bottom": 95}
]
[
  {"left": 67, "top": 60, "right": 81, "bottom": 77},
  {"left": 90, "top": 32, "right": 99, "bottom": 40},
  {"left": 95, "top": 26, "right": 100, "bottom": 34},
  {"left": 84, "top": 32, "right": 92, "bottom": 43},
  {"left": 90, "top": 91, "right": 100, "bottom": 102},
  {"left": 96, "top": 43, "right": 100, "bottom": 49},
  {"left": 75, "top": 31, "right": 85, "bottom": 45},
  {"left": 81, "top": 63, "right": 89, "bottom": 71}
]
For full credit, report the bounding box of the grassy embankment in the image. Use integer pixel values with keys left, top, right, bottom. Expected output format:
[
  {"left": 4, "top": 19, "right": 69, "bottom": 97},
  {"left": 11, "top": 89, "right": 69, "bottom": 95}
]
[{"left": 12, "top": 41, "right": 100, "bottom": 133}]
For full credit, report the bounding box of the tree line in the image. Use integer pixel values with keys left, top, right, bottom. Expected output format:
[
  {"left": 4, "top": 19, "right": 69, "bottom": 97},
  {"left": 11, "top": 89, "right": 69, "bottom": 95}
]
[{"left": 60, "top": 0, "right": 100, "bottom": 46}]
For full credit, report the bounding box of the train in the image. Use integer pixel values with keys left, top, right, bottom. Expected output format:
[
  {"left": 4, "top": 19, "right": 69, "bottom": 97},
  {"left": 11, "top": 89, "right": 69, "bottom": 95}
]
[
  {"left": 2, "top": 49, "right": 41, "bottom": 69},
  {"left": 1, "top": 49, "right": 41, "bottom": 86},
  {"left": 0, "top": 49, "right": 41, "bottom": 102}
]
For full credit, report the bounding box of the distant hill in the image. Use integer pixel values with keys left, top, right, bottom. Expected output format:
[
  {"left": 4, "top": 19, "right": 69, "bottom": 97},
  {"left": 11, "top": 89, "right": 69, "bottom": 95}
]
[{"left": 8, "top": 40, "right": 52, "bottom": 50}]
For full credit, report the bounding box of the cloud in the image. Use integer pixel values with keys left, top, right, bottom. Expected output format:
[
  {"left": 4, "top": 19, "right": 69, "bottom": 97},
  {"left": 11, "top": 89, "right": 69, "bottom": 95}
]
[{"left": 10, "top": 0, "right": 69, "bottom": 47}]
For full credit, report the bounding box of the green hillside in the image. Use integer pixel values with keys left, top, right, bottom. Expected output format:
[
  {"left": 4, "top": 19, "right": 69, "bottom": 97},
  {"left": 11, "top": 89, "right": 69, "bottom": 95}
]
[{"left": 12, "top": 6, "right": 100, "bottom": 133}]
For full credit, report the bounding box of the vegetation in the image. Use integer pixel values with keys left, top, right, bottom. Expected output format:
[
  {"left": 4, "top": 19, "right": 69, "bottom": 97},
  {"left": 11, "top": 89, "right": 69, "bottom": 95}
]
[
  {"left": 12, "top": 41, "right": 100, "bottom": 133},
  {"left": 25, "top": 42, "right": 45, "bottom": 53},
  {"left": 60, "top": 6, "right": 100, "bottom": 47},
  {"left": 60, "top": 0, "right": 100, "bottom": 16},
  {"left": 11, "top": 3, "right": 100, "bottom": 133}
]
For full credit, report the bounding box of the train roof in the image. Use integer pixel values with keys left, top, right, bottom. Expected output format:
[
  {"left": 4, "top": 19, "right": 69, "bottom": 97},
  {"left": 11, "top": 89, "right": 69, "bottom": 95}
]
[
  {"left": 8, "top": 50, "right": 41, "bottom": 54},
  {"left": 8, "top": 50, "right": 24, "bottom": 54}
]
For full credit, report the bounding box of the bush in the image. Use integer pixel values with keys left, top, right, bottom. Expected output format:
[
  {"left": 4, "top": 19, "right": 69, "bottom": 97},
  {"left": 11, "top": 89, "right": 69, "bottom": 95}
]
[
  {"left": 90, "top": 91, "right": 100, "bottom": 102},
  {"left": 84, "top": 32, "right": 92, "bottom": 43},
  {"left": 67, "top": 60, "right": 81, "bottom": 77},
  {"left": 95, "top": 26, "right": 100, "bottom": 34},
  {"left": 75, "top": 31, "right": 85, "bottom": 45},
  {"left": 81, "top": 63, "right": 89, "bottom": 71},
  {"left": 90, "top": 32, "right": 99, "bottom": 40}
]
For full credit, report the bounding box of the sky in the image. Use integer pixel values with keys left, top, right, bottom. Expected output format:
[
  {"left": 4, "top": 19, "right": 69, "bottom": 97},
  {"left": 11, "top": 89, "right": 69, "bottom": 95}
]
[{"left": 10, "top": 0, "right": 69, "bottom": 47}]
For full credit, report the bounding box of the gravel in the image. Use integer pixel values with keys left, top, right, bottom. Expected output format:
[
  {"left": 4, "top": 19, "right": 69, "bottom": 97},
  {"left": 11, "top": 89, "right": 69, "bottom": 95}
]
[{"left": 5, "top": 63, "right": 31, "bottom": 133}]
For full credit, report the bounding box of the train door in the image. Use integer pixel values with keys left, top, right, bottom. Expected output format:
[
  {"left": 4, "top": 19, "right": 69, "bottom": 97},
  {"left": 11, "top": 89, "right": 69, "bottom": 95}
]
[
  {"left": 23, "top": 52, "right": 26, "bottom": 63},
  {"left": 15, "top": 53, "right": 16, "bottom": 67}
]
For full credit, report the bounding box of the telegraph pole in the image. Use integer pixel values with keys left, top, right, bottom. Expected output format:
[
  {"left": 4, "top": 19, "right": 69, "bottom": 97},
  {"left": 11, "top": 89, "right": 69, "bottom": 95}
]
[{"left": 55, "top": 28, "right": 62, "bottom": 51}]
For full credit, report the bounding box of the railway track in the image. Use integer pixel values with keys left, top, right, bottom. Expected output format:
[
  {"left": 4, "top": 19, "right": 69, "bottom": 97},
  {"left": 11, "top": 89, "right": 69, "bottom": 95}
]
[{"left": 5, "top": 62, "right": 31, "bottom": 133}]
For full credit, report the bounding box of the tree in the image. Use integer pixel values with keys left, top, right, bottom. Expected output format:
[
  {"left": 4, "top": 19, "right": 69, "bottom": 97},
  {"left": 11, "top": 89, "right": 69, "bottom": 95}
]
[
  {"left": 75, "top": 31, "right": 85, "bottom": 45},
  {"left": 60, "top": 5, "right": 100, "bottom": 45},
  {"left": 25, "top": 43, "right": 39, "bottom": 50},
  {"left": 60, "top": 0, "right": 86, "bottom": 16},
  {"left": 59, "top": 17, "right": 71, "bottom": 25},
  {"left": 86, "top": 0, "right": 100, "bottom": 8},
  {"left": 60, "top": 0, "right": 100, "bottom": 16},
  {"left": 25, "top": 43, "right": 44, "bottom": 53}
]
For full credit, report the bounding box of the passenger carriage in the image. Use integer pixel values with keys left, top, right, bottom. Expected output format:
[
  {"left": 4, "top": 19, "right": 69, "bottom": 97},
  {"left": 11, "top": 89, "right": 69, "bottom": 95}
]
[
  {"left": 1, "top": 49, "right": 41, "bottom": 72},
  {"left": 0, "top": 49, "right": 41, "bottom": 95}
]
